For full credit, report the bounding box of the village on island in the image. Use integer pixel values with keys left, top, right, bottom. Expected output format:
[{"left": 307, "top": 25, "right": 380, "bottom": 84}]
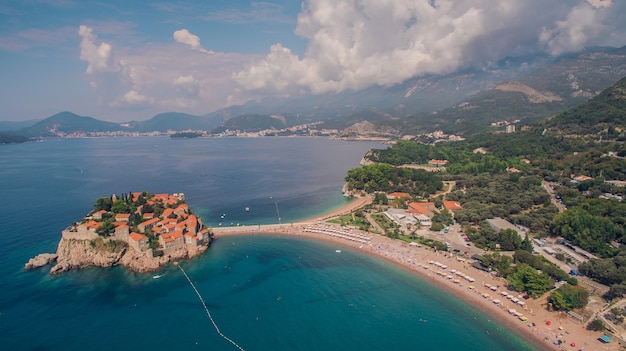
[{"left": 26, "top": 191, "right": 212, "bottom": 274}]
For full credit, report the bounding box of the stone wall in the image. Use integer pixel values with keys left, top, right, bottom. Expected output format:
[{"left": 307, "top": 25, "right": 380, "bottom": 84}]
[{"left": 61, "top": 226, "right": 98, "bottom": 241}]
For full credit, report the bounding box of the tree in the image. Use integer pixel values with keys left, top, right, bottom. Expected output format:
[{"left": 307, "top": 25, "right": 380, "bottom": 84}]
[
  {"left": 587, "top": 319, "right": 605, "bottom": 331},
  {"left": 520, "top": 234, "right": 533, "bottom": 252},
  {"left": 509, "top": 263, "right": 554, "bottom": 298},
  {"left": 94, "top": 197, "right": 112, "bottom": 211},
  {"left": 499, "top": 229, "right": 522, "bottom": 251},
  {"left": 111, "top": 199, "right": 131, "bottom": 214},
  {"left": 374, "top": 192, "right": 388, "bottom": 205},
  {"left": 549, "top": 284, "right": 589, "bottom": 311}
]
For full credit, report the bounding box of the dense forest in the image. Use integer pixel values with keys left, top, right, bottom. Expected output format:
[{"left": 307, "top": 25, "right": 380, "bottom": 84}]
[{"left": 345, "top": 163, "right": 442, "bottom": 196}]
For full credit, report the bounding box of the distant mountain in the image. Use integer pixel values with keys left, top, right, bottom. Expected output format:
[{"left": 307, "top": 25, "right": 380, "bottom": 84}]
[
  {"left": 133, "top": 112, "right": 225, "bottom": 132},
  {"left": 0, "top": 119, "right": 39, "bottom": 132},
  {"left": 542, "top": 75, "right": 626, "bottom": 135},
  {"left": 19, "top": 111, "right": 124, "bottom": 137},
  {"left": 9, "top": 46, "right": 626, "bottom": 138},
  {"left": 375, "top": 46, "right": 626, "bottom": 136},
  {"left": 211, "top": 114, "right": 292, "bottom": 134}
]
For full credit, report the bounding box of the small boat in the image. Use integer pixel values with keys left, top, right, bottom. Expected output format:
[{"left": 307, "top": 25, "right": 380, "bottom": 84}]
[
  {"left": 153, "top": 274, "right": 163, "bottom": 279},
  {"left": 220, "top": 214, "right": 225, "bottom": 219},
  {"left": 245, "top": 207, "right": 250, "bottom": 212},
  {"left": 335, "top": 250, "right": 342, "bottom": 253}
]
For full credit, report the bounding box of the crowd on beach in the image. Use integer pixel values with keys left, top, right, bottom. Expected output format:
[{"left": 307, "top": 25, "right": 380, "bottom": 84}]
[{"left": 214, "top": 220, "right": 621, "bottom": 351}]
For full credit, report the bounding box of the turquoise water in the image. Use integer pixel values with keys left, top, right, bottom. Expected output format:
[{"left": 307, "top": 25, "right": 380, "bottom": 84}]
[{"left": 0, "top": 137, "right": 535, "bottom": 350}]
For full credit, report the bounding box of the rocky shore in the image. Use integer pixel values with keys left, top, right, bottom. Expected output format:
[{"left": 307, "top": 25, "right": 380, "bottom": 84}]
[{"left": 25, "top": 238, "right": 208, "bottom": 274}]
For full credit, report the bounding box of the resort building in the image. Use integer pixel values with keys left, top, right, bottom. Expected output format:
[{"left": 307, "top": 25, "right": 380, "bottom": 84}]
[
  {"left": 387, "top": 192, "right": 411, "bottom": 200},
  {"left": 443, "top": 201, "right": 463, "bottom": 211},
  {"left": 62, "top": 192, "right": 210, "bottom": 256},
  {"left": 407, "top": 202, "right": 437, "bottom": 218},
  {"left": 128, "top": 232, "right": 149, "bottom": 252}
]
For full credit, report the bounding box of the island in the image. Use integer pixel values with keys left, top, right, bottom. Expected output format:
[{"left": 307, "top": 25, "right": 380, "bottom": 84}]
[{"left": 25, "top": 191, "right": 213, "bottom": 274}]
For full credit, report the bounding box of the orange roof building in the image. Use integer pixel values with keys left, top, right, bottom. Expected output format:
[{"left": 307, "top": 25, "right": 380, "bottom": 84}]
[
  {"left": 407, "top": 202, "right": 436, "bottom": 217},
  {"left": 114, "top": 213, "right": 131, "bottom": 222},
  {"left": 443, "top": 201, "right": 463, "bottom": 211},
  {"left": 388, "top": 192, "right": 411, "bottom": 199}
]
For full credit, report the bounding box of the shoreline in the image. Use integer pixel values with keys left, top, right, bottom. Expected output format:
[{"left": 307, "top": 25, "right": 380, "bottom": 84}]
[{"left": 212, "top": 196, "right": 619, "bottom": 351}]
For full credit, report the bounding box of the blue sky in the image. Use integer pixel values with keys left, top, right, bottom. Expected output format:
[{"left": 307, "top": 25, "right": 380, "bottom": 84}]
[{"left": 1, "top": 0, "right": 625, "bottom": 122}]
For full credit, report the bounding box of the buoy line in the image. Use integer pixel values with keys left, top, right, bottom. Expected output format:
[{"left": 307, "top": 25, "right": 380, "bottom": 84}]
[{"left": 178, "top": 266, "right": 246, "bottom": 351}]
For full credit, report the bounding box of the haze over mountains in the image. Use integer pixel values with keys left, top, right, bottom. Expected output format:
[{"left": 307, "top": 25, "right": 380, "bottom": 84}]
[{"left": 6, "top": 46, "right": 626, "bottom": 139}]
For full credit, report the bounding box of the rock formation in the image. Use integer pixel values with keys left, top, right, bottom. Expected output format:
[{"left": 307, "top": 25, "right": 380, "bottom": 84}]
[{"left": 24, "top": 253, "right": 58, "bottom": 269}]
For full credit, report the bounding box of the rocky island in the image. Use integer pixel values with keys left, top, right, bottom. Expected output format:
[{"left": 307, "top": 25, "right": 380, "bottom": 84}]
[{"left": 25, "top": 191, "right": 213, "bottom": 274}]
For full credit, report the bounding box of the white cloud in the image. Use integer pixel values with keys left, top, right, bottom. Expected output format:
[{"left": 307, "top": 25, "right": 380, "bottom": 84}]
[
  {"left": 587, "top": 0, "right": 612, "bottom": 8},
  {"left": 540, "top": 5, "right": 605, "bottom": 55},
  {"left": 173, "top": 29, "right": 214, "bottom": 54},
  {"left": 173, "top": 75, "right": 200, "bottom": 96},
  {"left": 234, "top": 0, "right": 620, "bottom": 97},
  {"left": 112, "top": 90, "right": 154, "bottom": 106},
  {"left": 77, "top": 26, "right": 255, "bottom": 116},
  {"left": 78, "top": 25, "right": 119, "bottom": 74}
]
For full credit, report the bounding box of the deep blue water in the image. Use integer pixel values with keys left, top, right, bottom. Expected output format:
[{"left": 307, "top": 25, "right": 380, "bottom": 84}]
[{"left": 0, "top": 137, "right": 535, "bottom": 350}]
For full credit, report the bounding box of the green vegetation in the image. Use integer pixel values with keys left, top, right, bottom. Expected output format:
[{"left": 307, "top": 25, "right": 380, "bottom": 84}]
[
  {"left": 0, "top": 132, "right": 29, "bottom": 144},
  {"left": 549, "top": 284, "right": 590, "bottom": 311},
  {"left": 552, "top": 199, "right": 625, "bottom": 257},
  {"left": 508, "top": 263, "right": 554, "bottom": 298},
  {"left": 90, "top": 237, "right": 127, "bottom": 253},
  {"left": 327, "top": 210, "right": 372, "bottom": 232},
  {"left": 94, "top": 197, "right": 113, "bottom": 211},
  {"left": 170, "top": 132, "right": 202, "bottom": 138},
  {"left": 544, "top": 75, "right": 626, "bottom": 136},
  {"left": 345, "top": 163, "right": 443, "bottom": 196},
  {"left": 587, "top": 319, "right": 605, "bottom": 331}
]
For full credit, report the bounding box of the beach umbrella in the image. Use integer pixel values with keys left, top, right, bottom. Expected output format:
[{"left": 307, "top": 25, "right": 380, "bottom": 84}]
[
  {"left": 546, "top": 320, "right": 551, "bottom": 325},
  {"left": 570, "top": 342, "right": 576, "bottom": 347}
]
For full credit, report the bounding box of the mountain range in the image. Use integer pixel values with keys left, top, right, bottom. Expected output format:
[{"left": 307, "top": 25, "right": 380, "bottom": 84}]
[{"left": 5, "top": 46, "right": 626, "bottom": 139}]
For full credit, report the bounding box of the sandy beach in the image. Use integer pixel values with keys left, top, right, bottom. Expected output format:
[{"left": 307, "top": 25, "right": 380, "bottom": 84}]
[{"left": 212, "top": 196, "right": 620, "bottom": 351}]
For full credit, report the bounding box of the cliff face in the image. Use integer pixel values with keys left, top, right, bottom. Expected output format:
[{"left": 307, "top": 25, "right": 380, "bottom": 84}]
[
  {"left": 41, "top": 237, "right": 209, "bottom": 274},
  {"left": 50, "top": 238, "right": 125, "bottom": 274}
]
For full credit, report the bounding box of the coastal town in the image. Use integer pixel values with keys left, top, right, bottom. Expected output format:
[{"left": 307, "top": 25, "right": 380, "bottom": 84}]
[{"left": 26, "top": 191, "right": 213, "bottom": 274}]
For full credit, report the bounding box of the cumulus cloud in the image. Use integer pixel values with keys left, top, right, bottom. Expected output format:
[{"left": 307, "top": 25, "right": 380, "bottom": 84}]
[
  {"left": 173, "top": 75, "right": 200, "bottom": 96},
  {"left": 111, "top": 90, "right": 154, "bottom": 106},
  {"left": 540, "top": 5, "right": 605, "bottom": 55},
  {"left": 173, "top": 29, "right": 214, "bottom": 54},
  {"left": 77, "top": 25, "right": 253, "bottom": 115},
  {"left": 78, "top": 25, "right": 119, "bottom": 74},
  {"left": 234, "top": 0, "right": 620, "bottom": 96}
]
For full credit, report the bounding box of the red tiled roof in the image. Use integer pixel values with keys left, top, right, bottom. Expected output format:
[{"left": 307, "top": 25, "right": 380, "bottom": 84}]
[
  {"left": 161, "top": 231, "right": 183, "bottom": 243},
  {"left": 140, "top": 217, "right": 160, "bottom": 227},
  {"left": 443, "top": 201, "right": 463, "bottom": 210},
  {"left": 129, "top": 232, "right": 147, "bottom": 242},
  {"left": 82, "top": 220, "right": 101, "bottom": 229}
]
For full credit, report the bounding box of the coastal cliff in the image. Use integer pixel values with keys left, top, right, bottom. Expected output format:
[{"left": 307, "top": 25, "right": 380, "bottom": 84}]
[
  {"left": 25, "top": 191, "right": 212, "bottom": 274},
  {"left": 25, "top": 237, "right": 209, "bottom": 274}
]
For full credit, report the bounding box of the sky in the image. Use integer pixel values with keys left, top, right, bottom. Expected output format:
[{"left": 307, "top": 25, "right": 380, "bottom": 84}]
[{"left": 1, "top": 0, "right": 625, "bottom": 122}]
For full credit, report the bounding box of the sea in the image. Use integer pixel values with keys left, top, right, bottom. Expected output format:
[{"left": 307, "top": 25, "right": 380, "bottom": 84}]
[{"left": 0, "top": 137, "right": 536, "bottom": 351}]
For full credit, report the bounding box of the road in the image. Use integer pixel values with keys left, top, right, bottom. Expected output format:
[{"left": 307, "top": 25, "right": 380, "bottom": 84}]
[{"left": 542, "top": 180, "right": 567, "bottom": 212}]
